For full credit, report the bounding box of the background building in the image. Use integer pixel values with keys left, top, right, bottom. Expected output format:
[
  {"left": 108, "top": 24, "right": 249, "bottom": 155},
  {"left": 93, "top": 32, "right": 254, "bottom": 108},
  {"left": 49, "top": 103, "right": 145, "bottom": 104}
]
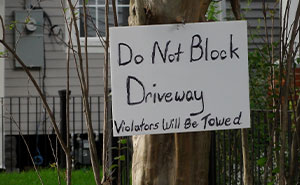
[{"left": 0, "top": 0, "right": 279, "bottom": 171}]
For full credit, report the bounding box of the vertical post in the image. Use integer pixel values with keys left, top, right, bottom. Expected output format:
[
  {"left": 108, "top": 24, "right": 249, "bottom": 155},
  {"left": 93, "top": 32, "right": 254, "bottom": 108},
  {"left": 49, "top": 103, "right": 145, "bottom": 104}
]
[
  {"left": 59, "top": 89, "right": 71, "bottom": 168},
  {"left": 18, "top": 97, "right": 21, "bottom": 169},
  {"left": 10, "top": 98, "right": 12, "bottom": 170},
  {"left": 1, "top": 98, "right": 3, "bottom": 169}
]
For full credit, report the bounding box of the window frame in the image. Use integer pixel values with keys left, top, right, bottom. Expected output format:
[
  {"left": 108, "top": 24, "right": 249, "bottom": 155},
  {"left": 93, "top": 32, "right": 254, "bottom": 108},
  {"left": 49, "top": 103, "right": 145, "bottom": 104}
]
[
  {"left": 66, "top": 0, "right": 129, "bottom": 53},
  {"left": 0, "top": 0, "right": 5, "bottom": 97},
  {"left": 0, "top": 0, "right": 5, "bottom": 169}
]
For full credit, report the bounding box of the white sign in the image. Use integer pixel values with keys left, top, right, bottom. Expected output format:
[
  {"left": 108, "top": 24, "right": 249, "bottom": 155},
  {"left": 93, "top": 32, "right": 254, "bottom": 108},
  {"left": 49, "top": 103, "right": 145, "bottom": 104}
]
[{"left": 110, "top": 21, "right": 250, "bottom": 137}]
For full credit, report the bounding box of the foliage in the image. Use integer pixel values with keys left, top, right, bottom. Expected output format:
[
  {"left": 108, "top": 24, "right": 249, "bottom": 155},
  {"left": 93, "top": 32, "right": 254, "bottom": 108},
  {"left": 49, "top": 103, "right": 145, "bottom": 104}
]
[
  {"left": 0, "top": 51, "right": 8, "bottom": 58},
  {"left": 207, "top": 1, "right": 222, "bottom": 21},
  {"left": 248, "top": 43, "right": 279, "bottom": 109},
  {"left": 112, "top": 138, "right": 128, "bottom": 164}
]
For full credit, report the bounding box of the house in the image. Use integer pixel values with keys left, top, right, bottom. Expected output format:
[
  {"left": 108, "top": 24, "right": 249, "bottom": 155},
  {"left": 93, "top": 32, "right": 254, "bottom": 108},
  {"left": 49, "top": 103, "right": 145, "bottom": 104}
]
[{"left": 0, "top": 0, "right": 281, "bottom": 171}]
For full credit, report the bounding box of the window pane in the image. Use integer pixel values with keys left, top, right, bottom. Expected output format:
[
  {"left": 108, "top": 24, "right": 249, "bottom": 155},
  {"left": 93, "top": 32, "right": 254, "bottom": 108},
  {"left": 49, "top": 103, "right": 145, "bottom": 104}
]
[
  {"left": 97, "top": 7, "right": 114, "bottom": 36},
  {"left": 118, "top": 7, "right": 129, "bottom": 26},
  {"left": 97, "top": 0, "right": 109, "bottom": 5},
  {"left": 118, "top": 0, "right": 129, "bottom": 5},
  {"left": 80, "top": 0, "right": 96, "bottom": 5},
  {"left": 80, "top": 7, "right": 96, "bottom": 37}
]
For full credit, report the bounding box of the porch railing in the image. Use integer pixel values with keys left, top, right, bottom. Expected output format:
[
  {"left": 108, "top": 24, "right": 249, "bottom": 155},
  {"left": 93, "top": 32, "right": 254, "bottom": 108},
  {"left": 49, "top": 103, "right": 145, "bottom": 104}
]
[{"left": 0, "top": 95, "right": 294, "bottom": 184}]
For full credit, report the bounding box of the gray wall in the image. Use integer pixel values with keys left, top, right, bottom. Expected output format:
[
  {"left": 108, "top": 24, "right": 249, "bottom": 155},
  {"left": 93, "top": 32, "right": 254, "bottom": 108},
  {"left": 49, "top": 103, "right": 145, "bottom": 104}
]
[
  {"left": 3, "top": 0, "right": 105, "bottom": 135},
  {"left": 226, "top": 0, "right": 280, "bottom": 50},
  {"left": 4, "top": 0, "right": 105, "bottom": 97},
  {"left": 0, "top": 0, "right": 6, "bottom": 170}
]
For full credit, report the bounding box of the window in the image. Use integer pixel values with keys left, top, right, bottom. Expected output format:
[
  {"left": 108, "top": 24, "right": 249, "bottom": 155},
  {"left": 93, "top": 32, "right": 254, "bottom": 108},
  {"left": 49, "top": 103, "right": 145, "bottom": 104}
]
[{"left": 78, "top": 0, "right": 130, "bottom": 38}]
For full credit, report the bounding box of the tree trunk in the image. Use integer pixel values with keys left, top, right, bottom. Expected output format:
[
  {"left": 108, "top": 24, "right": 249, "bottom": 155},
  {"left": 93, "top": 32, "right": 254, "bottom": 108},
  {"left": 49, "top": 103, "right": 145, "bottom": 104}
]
[
  {"left": 287, "top": 98, "right": 300, "bottom": 185},
  {"left": 129, "top": 1, "right": 212, "bottom": 185},
  {"left": 241, "top": 129, "right": 253, "bottom": 185}
]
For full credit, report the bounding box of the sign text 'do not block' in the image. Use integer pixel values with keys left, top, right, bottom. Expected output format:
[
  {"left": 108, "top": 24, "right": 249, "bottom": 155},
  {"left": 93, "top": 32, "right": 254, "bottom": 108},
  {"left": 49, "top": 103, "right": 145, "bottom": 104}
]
[{"left": 110, "top": 21, "right": 250, "bottom": 137}]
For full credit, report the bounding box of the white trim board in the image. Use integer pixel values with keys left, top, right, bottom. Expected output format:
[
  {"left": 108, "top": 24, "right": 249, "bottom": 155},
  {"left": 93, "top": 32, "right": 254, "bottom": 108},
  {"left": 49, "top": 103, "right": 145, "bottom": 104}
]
[
  {"left": 0, "top": 0, "right": 5, "bottom": 169},
  {"left": 0, "top": 0, "right": 5, "bottom": 97}
]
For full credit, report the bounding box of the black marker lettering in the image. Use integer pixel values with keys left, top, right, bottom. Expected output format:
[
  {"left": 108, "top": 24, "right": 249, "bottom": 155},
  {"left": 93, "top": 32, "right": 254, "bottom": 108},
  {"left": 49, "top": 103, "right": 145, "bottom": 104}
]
[
  {"left": 114, "top": 120, "right": 125, "bottom": 134},
  {"left": 211, "top": 50, "right": 219, "bottom": 60},
  {"left": 220, "top": 50, "right": 227, "bottom": 60},
  {"left": 233, "top": 112, "right": 242, "bottom": 125},
  {"left": 118, "top": 43, "right": 132, "bottom": 66},
  {"left": 127, "top": 76, "right": 145, "bottom": 105},
  {"left": 230, "top": 34, "right": 239, "bottom": 59},
  {"left": 134, "top": 55, "right": 144, "bottom": 64},
  {"left": 152, "top": 41, "right": 171, "bottom": 64},
  {"left": 190, "top": 34, "right": 204, "bottom": 62}
]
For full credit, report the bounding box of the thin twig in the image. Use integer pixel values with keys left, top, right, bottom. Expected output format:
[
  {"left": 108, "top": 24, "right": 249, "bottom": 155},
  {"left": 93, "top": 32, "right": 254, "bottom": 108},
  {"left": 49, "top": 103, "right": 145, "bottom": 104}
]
[
  {"left": 112, "top": 0, "right": 118, "bottom": 27},
  {"left": 262, "top": 0, "right": 271, "bottom": 61},
  {"left": 83, "top": 0, "right": 89, "bottom": 94},
  {"left": 5, "top": 113, "right": 44, "bottom": 185},
  {"left": 86, "top": 12, "right": 105, "bottom": 47},
  {"left": 66, "top": 0, "right": 87, "bottom": 94},
  {"left": 47, "top": 132, "right": 62, "bottom": 185},
  {"left": 0, "top": 16, "right": 5, "bottom": 41},
  {"left": 60, "top": 2, "right": 74, "bottom": 185},
  {"left": 65, "top": 1, "right": 101, "bottom": 185},
  {"left": 102, "top": 0, "right": 110, "bottom": 183}
]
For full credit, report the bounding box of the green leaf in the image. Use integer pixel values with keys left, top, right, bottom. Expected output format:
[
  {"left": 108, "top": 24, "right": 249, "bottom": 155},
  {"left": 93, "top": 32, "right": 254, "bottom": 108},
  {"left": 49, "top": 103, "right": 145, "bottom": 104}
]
[
  {"left": 272, "top": 167, "right": 279, "bottom": 174},
  {"left": 120, "top": 146, "right": 128, "bottom": 150},
  {"left": 257, "top": 157, "right": 267, "bottom": 167},
  {"left": 114, "top": 155, "right": 125, "bottom": 161},
  {"left": 118, "top": 139, "right": 127, "bottom": 144},
  {"left": 9, "top": 21, "right": 17, "bottom": 30},
  {"left": 109, "top": 164, "right": 118, "bottom": 170},
  {"left": 49, "top": 162, "right": 57, "bottom": 168},
  {"left": 25, "top": 17, "right": 31, "bottom": 24}
]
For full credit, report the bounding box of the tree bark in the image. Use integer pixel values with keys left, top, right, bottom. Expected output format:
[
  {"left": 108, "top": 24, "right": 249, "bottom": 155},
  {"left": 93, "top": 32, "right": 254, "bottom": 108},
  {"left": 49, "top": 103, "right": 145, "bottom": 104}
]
[
  {"left": 287, "top": 98, "right": 300, "bottom": 185},
  {"left": 241, "top": 129, "right": 253, "bottom": 185},
  {"left": 129, "top": 1, "right": 212, "bottom": 185}
]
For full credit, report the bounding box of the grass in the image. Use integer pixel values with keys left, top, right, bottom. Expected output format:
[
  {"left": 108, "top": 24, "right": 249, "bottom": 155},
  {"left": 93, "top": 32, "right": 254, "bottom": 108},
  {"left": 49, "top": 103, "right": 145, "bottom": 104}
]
[{"left": 0, "top": 168, "right": 100, "bottom": 185}]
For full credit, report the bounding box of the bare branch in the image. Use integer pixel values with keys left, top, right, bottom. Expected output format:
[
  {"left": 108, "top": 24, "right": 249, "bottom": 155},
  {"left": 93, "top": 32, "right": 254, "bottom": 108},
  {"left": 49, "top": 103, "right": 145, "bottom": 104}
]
[
  {"left": 102, "top": 0, "right": 111, "bottom": 183},
  {"left": 47, "top": 132, "right": 62, "bottom": 185},
  {"left": 83, "top": 0, "right": 89, "bottom": 94},
  {"left": 112, "top": 0, "right": 118, "bottom": 26},
  {"left": 0, "top": 16, "right": 5, "bottom": 41},
  {"left": 5, "top": 113, "right": 44, "bottom": 185},
  {"left": 64, "top": 1, "right": 101, "bottom": 185}
]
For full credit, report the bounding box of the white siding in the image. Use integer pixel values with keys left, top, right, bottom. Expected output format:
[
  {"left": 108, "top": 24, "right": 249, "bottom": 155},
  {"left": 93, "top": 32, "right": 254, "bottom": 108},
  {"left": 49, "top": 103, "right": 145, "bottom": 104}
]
[
  {"left": 4, "top": 0, "right": 105, "bottom": 134},
  {"left": 226, "top": 0, "right": 280, "bottom": 50},
  {"left": 0, "top": 0, "right": 6, "bottom": 169},
  {"left": 5, "top": 0, "right": 105, "bottom": 97}
]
